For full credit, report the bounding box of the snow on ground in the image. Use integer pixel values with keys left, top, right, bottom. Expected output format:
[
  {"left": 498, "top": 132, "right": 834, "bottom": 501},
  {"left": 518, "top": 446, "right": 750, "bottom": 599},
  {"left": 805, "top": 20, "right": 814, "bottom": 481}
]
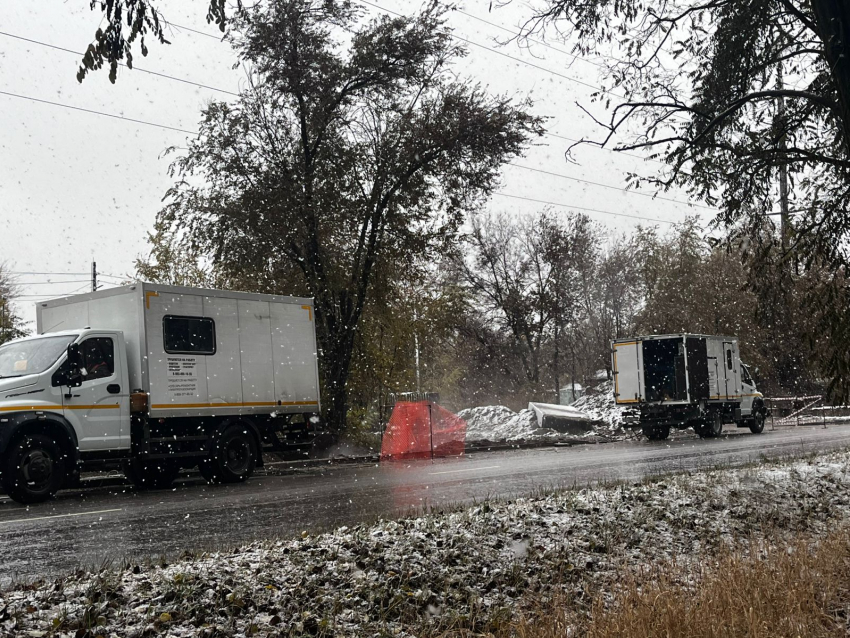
[
  {"left": 460, "top": 380, "right": 633, "bottom": 442},
  {"left": 7, "top": 450, "right": 850, "bottom": 637},
  {"left": 570, "top": 379, "right": 636, "bottom": 431},
  {"left": 458, "top": 405, "right": 557, "bottom": 441}
]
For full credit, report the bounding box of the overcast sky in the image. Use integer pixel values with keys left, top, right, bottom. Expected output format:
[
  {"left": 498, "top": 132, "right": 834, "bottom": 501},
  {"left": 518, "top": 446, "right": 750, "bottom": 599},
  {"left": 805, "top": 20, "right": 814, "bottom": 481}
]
[{"left": 0, "top": 0, "right": 711, "bottom": 329}]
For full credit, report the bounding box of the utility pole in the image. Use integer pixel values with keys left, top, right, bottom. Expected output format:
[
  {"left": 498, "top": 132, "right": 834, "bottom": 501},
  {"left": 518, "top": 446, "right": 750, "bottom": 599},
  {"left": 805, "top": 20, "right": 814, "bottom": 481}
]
[{"left": 91, "top": 261, "right": 98, "bottom": 292}]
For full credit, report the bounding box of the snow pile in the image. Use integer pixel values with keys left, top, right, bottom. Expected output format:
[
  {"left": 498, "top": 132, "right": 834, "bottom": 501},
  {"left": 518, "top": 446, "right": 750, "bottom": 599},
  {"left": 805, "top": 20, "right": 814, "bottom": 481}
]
[
  {"left": 457, "top": 405, "right": 516, "bottom": 435},
  {"left": 6, "top": 451, "right": 850, "bottom": 637},
  {"left": 458, "top": 382, "right": 633, "bottom": 442},
  {"left": 571, "top": 379, "right": 637, "bottom": 431},
  {"left": 458, "top": 405, "right": 555, "bottom": 441}
]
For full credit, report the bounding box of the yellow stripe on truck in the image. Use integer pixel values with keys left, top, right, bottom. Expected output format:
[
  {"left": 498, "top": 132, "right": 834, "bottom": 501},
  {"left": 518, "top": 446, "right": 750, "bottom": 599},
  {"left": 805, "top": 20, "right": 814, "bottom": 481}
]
[
  {"left": 0, "top": 404, "right": 119, "bottom": 412},
  {"left": 150, "top": 401, "right": 319, "bottom": 409}
]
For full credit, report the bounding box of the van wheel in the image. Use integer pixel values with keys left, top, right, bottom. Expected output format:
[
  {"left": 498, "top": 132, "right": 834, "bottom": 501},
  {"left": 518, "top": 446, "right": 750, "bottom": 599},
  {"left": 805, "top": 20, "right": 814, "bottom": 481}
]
[
  {"left": 201, "top": 423, "right": 257, "bottom": 484},
  {"left": 2, "top": 434, "right": 66, "bottom": 504},
  {"left": 706, "top": 413, "right": 724, "bottom": 438},
  {"left": 750, "top": 407, "right": 766, "bottom": 434},
  {"left": 642, "top": 425, "right": 670, "bottom": 441},
  {"left": 125, "top": 459, "right": 180, "bottom": 490}
]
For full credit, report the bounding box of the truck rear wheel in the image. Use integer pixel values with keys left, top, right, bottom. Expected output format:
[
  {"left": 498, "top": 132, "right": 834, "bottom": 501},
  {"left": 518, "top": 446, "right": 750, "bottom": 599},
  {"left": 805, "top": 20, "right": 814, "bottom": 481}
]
[
  {"left": 704, "top": 412, "right": 723, "bottom": 438},
  {"left": 201, "top": 423, "right": 257, "bottom": 484},
  {"left": 2, "top": 434, "right": 66, "bottom": 504},
  {"left": 642, "top": 425, "right": 670, "bottom": 441}
]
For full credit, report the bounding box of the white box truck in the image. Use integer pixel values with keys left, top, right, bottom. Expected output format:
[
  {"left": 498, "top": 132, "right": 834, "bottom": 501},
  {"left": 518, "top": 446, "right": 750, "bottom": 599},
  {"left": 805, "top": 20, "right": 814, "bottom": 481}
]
[
  {"left": 612, "top": 334, "right": 767, "bottom": 440},
  {"left": 0, "top": 283, "right": 322, "bottom": 503}
]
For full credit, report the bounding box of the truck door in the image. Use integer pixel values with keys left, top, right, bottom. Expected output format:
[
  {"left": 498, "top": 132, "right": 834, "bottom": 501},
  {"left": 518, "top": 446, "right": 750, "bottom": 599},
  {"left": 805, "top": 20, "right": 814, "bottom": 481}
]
[
  {"left": 61, "top": 334, "right": 130, "bottom": 450},
  {"left": 612, "top": 340, "right": 643, "bottom": 404},
  {"left": 739, "top": 364, "right": 758, "bottom": 415},
  {"left": 722, "top": 341, "right": 740, "bottom": 400}
]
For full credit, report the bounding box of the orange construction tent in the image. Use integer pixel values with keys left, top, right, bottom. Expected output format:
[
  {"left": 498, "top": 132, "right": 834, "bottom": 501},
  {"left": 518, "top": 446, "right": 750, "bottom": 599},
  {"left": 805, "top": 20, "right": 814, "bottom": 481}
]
[{"left": 380, "top": 401, "right": 466, "bottom": 460}]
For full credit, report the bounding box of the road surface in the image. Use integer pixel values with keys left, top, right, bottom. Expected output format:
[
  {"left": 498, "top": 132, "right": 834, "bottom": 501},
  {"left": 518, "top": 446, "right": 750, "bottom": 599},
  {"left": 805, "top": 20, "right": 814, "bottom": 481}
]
[{"left": 2, "top": 423, "right": 850, "bottom": 584}]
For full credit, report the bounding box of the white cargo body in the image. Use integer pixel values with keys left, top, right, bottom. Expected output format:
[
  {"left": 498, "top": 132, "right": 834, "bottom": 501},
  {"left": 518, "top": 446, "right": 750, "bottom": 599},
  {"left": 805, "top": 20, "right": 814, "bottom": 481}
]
[
  {"left": 612, "top": 334, "right": 743, "bottom": 405},
  {"left": 611, "top": 334, "right": 765, "bottom": 441},
  {"left": 36, "top": 283, "right": 321, "bottom": 418}
]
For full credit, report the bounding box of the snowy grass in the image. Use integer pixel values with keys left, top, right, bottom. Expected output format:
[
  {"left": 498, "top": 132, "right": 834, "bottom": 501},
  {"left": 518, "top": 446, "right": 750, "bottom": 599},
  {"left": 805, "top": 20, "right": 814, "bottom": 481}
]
[
  {"left": 510, "top": 531, "right": 850, "bottom": 638},
  {"left": 5, "top": 449, "right": 850, "bottom": 636}
]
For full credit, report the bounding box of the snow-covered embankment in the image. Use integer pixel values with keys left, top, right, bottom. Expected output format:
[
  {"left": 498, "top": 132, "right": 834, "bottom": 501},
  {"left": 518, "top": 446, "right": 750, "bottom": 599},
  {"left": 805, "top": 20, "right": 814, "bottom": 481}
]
[{"left": 5, "top": 451, "right": 850, "bottom": 636}]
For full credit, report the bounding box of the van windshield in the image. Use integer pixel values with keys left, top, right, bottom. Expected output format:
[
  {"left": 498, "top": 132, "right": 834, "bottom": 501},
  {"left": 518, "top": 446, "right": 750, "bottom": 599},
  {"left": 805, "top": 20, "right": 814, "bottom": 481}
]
[{"left": 0, "top": 335, "right": 76, "bottom": 379}]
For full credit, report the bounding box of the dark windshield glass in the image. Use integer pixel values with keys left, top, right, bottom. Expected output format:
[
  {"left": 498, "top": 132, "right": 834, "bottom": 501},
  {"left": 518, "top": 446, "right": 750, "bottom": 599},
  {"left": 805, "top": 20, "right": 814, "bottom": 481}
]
[{"left": 0, "top": 335, "right": 76, "bottom": 378}]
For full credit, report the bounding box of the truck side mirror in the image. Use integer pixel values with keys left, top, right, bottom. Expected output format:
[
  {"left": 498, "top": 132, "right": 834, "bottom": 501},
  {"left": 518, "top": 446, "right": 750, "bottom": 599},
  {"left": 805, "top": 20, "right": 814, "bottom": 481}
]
[{"left": 64, "top": 343, "right": 84, "bottom": 388}]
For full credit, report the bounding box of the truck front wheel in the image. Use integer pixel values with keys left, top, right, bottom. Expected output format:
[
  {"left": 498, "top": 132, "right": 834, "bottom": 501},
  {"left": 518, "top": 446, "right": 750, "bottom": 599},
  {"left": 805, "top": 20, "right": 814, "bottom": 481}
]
[
  {"left": 2, "top": 434, "right": 66, "bottom": 504},
  {"left": 200, "top": 423, "right": 257, "bottom": 484},
  {"left": 749, "top": 405, "right": 766, "bottom": 434}
]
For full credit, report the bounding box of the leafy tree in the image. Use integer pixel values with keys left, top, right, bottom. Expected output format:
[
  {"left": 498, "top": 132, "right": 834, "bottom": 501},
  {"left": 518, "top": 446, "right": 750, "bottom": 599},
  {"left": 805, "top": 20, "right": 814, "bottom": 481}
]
[
  {"left": 515, "top": 0, "right": 850, "bottom": 397},
  {"left": 79, "top": 0, "right": 232, "bottom": 83},
  {"left": 632, "top": 220, "right": 764, "bottom": 356},
  {"left": 153, "top": 0, "right": 543, "bottom": 432},
  {"left": 135, "top": 220, "right": 220, "bottom": 288},
  {"left": 0, "top": 266, "right": 26, "bottom": 345}
]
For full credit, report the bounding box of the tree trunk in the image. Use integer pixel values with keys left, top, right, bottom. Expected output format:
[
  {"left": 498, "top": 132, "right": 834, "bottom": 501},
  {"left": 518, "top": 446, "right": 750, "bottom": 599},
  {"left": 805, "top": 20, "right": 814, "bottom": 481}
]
[
  {"left": 811, "top": 0, "right": 850, "bottom": 154},
  {"left": 313, "top": 291, "right": 359, "bottom": 434},
  {"left": 318, "top": 331, "right": 356, "bottom": 434}
]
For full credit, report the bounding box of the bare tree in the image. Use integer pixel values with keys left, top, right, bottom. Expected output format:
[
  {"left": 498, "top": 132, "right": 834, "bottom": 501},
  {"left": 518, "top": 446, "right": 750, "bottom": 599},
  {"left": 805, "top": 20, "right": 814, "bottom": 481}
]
[{"left": 457, "top": 210, "right": 590, "bottom": 399}]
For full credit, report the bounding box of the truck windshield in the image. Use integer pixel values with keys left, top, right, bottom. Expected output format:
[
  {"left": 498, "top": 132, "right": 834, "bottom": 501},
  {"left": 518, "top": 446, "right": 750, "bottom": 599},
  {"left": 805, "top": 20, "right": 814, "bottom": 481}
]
[{"left": 0, "top": 335, "right": 76, "bottom": 379}]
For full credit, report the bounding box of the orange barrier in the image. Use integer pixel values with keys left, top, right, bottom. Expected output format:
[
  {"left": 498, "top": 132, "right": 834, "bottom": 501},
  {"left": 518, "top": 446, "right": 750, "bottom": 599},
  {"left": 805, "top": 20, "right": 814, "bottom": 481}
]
[{"left": 380, "top": 401, "right": 466, "bottom": 460}]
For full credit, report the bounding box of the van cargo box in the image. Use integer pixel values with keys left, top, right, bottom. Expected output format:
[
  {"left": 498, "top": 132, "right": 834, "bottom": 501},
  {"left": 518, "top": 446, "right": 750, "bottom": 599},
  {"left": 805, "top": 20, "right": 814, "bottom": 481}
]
[
  {"left": 612, "top": 334, "right": 742, "bottom": 406},
  {"left": 36, "top": 283, "right": 321, "bottom": 418}
]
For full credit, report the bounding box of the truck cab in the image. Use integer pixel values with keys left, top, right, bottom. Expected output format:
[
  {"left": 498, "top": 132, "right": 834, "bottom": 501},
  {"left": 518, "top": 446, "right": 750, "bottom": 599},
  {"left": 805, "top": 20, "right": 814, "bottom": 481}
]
[{"left": 0, "top": 329, "right": 130, "bottom": 502}]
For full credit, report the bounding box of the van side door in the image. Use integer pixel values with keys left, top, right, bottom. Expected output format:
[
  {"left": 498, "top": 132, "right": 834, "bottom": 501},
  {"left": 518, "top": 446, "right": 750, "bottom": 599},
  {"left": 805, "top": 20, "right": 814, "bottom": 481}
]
[
  {"left": 721, "top": 341, "right": 740, "bottom": 400},
  {"left": 740, "top": 364, "right": 758, "bottom": 415},
  {"left": 56, "top": 333, "right": 130, "bottom": 450}
]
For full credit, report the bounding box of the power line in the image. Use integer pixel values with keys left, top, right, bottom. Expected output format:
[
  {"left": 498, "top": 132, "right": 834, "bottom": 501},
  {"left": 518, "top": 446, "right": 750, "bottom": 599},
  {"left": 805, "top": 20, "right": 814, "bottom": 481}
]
[
  {"left": 452, "top": 8, "right": 606, "bottom": 70},
  {"left": 492, "top": 192, "right": 676, "bottom": 225},
  {"left": 2, "top": 87, "right": 692, "bottom": 214},
  {"left": 0, "top": 90, "right": 197, "bottom": 135},
  {"left": 506, "top": 162, "right": 716, "bottom": 211},
  {"left": 19, "top": 282, "right": 115, "bottom": 299},
  {"left": 356, "top": 0, "right": 624, "bottom": 101},
  {"left": 165, "top": 21, "right": 225, "bottom": 40},
  {"left": 0, "top": 31, "right": 238, "bottom": 97},
  {"left": 9, "top": 271, "right": 124, "bottom": 278},
  {"left": 9, "top": 272, "right": 91, "bottom": 276},
  {"left": 546, "top": 132, "right": 666, "bottom": 165},
  {"left": 12, "top": 280, "right": 91, "bottom": 286},
  {"left": 166, "top": 12, "right": 662, "bottom": 168}
]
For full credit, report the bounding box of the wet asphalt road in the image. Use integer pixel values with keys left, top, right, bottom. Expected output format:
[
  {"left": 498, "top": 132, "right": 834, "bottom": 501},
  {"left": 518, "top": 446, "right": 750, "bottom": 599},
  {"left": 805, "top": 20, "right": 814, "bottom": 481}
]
[{"left": 2, "top": 422, "right": 850, "bottom": 584}]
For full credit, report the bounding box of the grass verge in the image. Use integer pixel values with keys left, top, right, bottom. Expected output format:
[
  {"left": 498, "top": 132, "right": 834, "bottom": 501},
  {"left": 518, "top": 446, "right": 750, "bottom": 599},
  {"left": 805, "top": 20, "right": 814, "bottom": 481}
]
[{"left": 508, "top": 530, "right": 850, "bottom": 638}]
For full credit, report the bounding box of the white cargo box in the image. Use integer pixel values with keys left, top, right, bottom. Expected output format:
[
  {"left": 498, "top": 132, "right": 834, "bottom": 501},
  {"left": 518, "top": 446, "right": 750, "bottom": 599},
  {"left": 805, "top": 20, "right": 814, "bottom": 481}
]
[
  {"left": 36, "top": 283, "right": 321, "bottom": 418},
  {"left": 612, "top": 334, "right": 743, "bottom": 405}
]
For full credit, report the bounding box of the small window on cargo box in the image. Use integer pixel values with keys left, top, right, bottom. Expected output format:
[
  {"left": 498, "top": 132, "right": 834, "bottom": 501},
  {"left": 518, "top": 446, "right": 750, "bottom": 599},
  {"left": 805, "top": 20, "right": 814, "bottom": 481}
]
[
  {"left": 163, "top": 316, "right": 216, "bottom": 355},
  {"left": 726, "top": 349, "right": 733, "bottom": 370}
]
